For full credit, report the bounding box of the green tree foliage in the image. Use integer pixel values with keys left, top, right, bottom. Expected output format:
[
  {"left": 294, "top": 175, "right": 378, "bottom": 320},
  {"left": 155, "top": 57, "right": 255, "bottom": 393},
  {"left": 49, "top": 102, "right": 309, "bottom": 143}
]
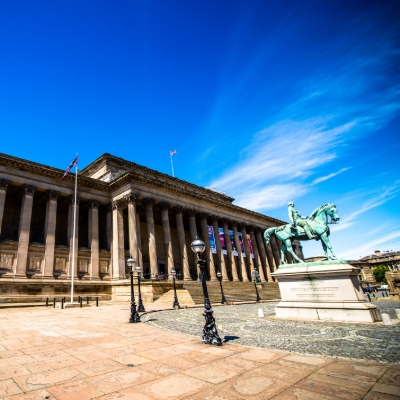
[{"left": 372, "top": 265, "right": 389, "bottom": 284}]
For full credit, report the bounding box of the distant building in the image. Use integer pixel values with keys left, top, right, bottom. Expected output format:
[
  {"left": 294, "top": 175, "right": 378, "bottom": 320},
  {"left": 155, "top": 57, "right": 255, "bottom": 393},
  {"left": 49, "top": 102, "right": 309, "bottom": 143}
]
[{"left": 350, "top": 250, "right": 400, "bottom": 291}]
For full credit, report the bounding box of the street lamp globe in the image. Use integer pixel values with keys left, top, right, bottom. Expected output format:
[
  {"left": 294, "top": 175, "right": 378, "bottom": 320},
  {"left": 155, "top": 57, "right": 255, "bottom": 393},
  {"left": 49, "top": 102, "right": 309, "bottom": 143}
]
[
  {"left": 172, "top": 269, "right": 176, "bottom": 277},
  {"left": 127, "top": 256, "right": 136, "bottom": 269},
  {"left": 191, "top": 234, "right": 206, "bottom": 254},
  {"left": 135, "top": 264, "right": 142, "bottom": 274},
  {"left": 216, "top": 271, "right": 222, "bottom": 280}
]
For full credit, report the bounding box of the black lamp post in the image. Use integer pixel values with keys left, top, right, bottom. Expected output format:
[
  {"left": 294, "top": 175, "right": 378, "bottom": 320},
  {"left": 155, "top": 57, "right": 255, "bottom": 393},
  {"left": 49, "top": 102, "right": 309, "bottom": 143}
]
[
  {"left": 191, "top": 234, "right": 222, "bottom": 346},
  {"left": 251, "top": 269, "right": 261, "bottom": 302},
  {"left": 127, "top": 255, "right": 141, "bottom": 323},
  {"left": 135, "top": 264, "right": 145, "bottom": 312},
  {"left": 171, "top": 269, "right": 180, "bottom": 309},
  {"left": 216, "top": 271, "right": 226, "bottom": 304}
]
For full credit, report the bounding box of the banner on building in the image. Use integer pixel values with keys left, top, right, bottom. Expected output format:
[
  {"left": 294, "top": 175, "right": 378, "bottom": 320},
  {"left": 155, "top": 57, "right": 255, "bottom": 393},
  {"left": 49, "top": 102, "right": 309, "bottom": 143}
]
[
  {"left": 238, "top": 232, "right": 246, "bottom": 257},
  {"left": 218, "top": 228, "right": 227, "bottom": 255},
  {"left": 207, "top": 225, "right": 217, "bottom": 254},
  {"left": 247, "top": 234, "right": 255, "bottom": 258},
  {"left": 229, "top": 230, "right": 238, "bottom": 256}
]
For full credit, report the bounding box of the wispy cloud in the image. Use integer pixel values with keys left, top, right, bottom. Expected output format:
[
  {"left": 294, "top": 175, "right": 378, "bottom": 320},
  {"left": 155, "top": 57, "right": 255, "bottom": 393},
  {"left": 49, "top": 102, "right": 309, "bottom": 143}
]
[
  {"left": 312, "top": 167, "right": 351, "bottom": 185},
  {"left": 339, "top": 230, "right": 400, "bottom": 260}
]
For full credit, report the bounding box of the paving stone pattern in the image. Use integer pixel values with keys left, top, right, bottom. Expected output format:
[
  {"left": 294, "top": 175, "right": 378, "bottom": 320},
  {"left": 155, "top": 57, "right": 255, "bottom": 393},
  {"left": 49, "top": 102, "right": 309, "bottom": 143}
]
[
  {"left": 143, "top": 302, "right": 400, "bottom": 363},
  {"left": 0, "top": 303, "right": 399, "bottom": 399}
]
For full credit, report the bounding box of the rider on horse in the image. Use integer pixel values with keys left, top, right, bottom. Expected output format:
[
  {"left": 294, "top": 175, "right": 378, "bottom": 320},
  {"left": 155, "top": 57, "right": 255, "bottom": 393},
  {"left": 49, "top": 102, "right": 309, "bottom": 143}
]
[{"left": 288, "top": 202, "right": 315, "bottom": 240}]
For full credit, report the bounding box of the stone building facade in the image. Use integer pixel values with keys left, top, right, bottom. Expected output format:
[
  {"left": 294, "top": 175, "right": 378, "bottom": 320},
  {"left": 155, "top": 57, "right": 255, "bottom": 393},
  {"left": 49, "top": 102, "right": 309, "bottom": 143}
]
[{"left": 0, "top": 152, "right": 303, "bottom": 300}]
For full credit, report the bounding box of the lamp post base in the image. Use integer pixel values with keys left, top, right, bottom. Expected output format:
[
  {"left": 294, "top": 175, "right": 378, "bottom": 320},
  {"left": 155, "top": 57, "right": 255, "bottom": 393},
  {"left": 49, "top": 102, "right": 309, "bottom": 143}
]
[
  {"left": 129, "top": 301, "right": 141, "bottom": 323},
  {"left": 202, "top": 309, "right": 222, "bottom": 346}
]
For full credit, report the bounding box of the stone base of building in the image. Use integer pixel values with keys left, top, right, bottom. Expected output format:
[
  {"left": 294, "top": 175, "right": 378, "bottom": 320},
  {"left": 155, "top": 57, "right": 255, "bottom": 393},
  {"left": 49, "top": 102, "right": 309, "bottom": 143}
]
[
  {"left": 0, "top": 278, "right": 182, "bottom": 303},
  {"left": 271, "top": 260, "right": 382, "bottom": 323}
]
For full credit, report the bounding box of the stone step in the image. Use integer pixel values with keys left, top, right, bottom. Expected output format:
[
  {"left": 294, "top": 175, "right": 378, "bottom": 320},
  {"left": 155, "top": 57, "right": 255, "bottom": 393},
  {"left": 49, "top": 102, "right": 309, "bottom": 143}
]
[{"left": 154, "top": 289, "right": 195, "bottom": 306}]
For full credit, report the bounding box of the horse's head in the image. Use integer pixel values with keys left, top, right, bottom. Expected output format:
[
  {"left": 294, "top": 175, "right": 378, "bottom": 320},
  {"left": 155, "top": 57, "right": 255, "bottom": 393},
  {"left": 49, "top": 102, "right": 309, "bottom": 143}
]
[{"left": 327, "top": 204, "right": 340, "bottom": 223}]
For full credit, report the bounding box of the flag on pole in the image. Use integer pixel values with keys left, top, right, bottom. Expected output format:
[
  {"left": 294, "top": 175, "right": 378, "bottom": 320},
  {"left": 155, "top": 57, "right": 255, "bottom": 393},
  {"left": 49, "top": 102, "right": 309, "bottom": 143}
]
[
  {"left": 170, "top": 150, "right": 177, "bottom": 156},
  {"left": 63, "top": 155, "right": 78, "bottom": 177}
]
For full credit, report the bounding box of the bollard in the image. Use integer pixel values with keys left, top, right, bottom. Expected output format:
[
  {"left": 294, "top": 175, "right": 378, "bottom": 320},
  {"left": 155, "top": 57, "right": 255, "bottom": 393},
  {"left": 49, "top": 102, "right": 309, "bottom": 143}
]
[
  {"left": 395, "top": 309, "right": 400, "bottom": 319},
  {"left": 258, "top": 308, "right": 264, "bottom": 318},
  {"left": 96, "top": 297, "right": 99, "bottom": 307},
  {"left": 80, "top": 297, "right": 83, "bottom": 308},
  {"left": 381, "top": 313, "right": 392, "bottom": 325},
  {"left": 61, "top": 298, "right": 64, "bottom": 309},
  {"left": 53, "top": 298, "right": 56, "bottom": 308},
  {"left": 372, "top": 293, "right": 376, "bottom": 298},
  {"left": 87, "top": 297, "right": 89, "bottom": 305},
  {"left": 367, "top": 294, "right": 371, "bottom": 302},
  {"left": 46, "top": 298, "right": 49, "bottom": 307},
  {"left": 78, "top": 296, "right": 81, "bottom": 303}
]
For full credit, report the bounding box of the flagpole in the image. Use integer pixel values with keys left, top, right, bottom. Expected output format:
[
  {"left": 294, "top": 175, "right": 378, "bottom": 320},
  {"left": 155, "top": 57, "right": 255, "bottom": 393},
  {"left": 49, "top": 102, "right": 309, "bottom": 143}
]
[
  {"left": 70, "top": 156, "right": 78, "bottom": 304},
  {"left": 170, "top": 154, "right": 175, "bottom": 177}
]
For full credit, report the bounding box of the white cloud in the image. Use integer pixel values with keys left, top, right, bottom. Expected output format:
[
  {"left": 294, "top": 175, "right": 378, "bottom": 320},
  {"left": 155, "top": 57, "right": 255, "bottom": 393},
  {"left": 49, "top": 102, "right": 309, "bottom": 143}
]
[
  {"left": 339, "top": 230, "right": 400, "bottom": 260},
  {"left": 312, "top": 167, "right": 351, "bottom": 185}
]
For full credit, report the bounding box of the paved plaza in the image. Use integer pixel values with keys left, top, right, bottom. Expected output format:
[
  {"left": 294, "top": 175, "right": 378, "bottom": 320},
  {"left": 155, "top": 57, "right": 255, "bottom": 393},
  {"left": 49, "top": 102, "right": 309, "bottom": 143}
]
[{"left": 0, "top": 303, "right": 399, "bottom": 399}]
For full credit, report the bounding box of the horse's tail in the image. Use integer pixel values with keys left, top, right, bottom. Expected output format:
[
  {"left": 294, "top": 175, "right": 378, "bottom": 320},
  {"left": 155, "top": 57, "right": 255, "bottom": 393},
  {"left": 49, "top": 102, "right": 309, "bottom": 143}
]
[{"left": 264, "top": 227, "right": 276, "bottom": 246}]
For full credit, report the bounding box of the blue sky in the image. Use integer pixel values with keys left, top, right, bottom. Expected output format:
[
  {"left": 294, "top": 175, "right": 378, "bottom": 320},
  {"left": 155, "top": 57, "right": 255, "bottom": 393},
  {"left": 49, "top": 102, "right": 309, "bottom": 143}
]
[{"left": 1, "top": 0, "right": 399, "bottom": 260}]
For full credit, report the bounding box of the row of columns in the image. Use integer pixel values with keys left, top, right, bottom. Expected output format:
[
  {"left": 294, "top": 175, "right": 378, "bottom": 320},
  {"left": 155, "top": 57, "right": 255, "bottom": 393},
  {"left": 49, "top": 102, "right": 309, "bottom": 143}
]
[{"left": 0, "top": 179, "right": 289, "bottom": 282}]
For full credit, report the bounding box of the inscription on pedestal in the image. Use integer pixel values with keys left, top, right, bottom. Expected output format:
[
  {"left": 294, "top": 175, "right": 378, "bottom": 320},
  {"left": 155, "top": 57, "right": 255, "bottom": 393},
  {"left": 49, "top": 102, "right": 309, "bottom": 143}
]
[{"left": 288, "top": 280, "right": 340, "bottom": 300}]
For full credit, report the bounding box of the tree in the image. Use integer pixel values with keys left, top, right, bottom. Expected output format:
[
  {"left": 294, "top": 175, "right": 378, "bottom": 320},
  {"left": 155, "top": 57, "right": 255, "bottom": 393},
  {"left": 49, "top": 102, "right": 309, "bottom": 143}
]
[{"left": 372, "top": 265, "right": 389, "bottom": 284}]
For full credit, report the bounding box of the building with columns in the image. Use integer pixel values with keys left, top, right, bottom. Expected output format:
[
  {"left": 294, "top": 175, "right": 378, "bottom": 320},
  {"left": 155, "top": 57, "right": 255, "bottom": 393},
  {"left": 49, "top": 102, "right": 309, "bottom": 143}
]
[{"left": 0, "top": 152, "right": 303, "bottom": 301}]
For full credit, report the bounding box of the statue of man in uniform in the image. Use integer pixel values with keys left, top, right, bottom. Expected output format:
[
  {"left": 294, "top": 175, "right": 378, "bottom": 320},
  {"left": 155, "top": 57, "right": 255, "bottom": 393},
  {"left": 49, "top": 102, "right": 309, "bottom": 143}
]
[{"left": 288, "top": 202, "right": 314, "bottom": 239}]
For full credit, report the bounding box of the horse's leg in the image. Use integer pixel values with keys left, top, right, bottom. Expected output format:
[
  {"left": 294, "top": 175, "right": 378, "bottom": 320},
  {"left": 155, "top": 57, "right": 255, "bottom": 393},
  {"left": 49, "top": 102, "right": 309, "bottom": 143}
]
[
  {"left": 280, "top": 243, "right": 287, "bottom": 264},
  {"left": 284, "top": 239, "right": 302, "bottom": 263},
  {"left": 320, "top": 233, "right": 337, "bottom": 259}
]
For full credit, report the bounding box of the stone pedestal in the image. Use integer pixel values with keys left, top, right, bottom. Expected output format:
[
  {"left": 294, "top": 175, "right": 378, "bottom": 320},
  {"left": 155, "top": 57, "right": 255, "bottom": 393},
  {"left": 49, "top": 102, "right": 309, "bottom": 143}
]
[{"left": 271, "top": 260, "right": 382, "bottom": 323}]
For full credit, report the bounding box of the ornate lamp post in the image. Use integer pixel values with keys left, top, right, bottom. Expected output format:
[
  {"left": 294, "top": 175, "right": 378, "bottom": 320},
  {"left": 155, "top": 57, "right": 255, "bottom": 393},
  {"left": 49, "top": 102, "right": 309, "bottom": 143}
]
[
  {"left": 127, "top": 255, "right": 141, "bottom": 323},
  {"left": 135, "top": 264, "right": 145, "bottom": 312},
  {"left": 251, "top": 269, "right": 261, "bottom": 302},
  {"left": 216, "top": 271, "right": 227, "bottom": 304},
  {"left": 191, "top": 234, "right": 222, "bottom": 346},
  {"left": 171, "top": 269, "right": 180, "bottom": 309}
]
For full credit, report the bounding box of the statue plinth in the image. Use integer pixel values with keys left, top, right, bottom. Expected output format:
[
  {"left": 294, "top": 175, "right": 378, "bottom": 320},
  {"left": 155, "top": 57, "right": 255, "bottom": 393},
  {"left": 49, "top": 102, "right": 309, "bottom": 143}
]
[{"left": 271, "top": 261, "right": 382, "bottom": 323}]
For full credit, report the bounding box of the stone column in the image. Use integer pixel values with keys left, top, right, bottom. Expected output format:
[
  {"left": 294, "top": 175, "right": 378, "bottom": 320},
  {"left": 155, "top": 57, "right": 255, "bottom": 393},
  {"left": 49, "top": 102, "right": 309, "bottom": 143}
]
[
  {"left": 222, "top": 219, "right": 239, "bottom": 281},
  {"left": 112, "top": 200, "right": 125, "bottom": 279},
  {"left": 16, "top": 185, "right": 36, "bottom": 276},
  {"left": 255, "top": 228, "right": 272, "bottom": 281},
  {"left": 143, "top": 197, "right": 158, "bottom": 277},
  {"left": 199, "top": 213, "right": 217, "bottom": 280},
  {"left": 188, "top": 209, "right": 198, "bottom": 279},
  {"left": 188, "top": 209, "right": 197, "bottom": 240},
  {"left": 89, "top": 199, "right": 99, "bottom": 280},
  {"left": 43, "top": 190, "right": 59, "bottom": 277},
  {"left": 175, "top": 206, "right": 191, "bottom": 280},
  {"left": 125, "top": 194, "right": 138, "bottom": 261},
  {"left": 135, "top": 212, "right": 143, "bottom": 269},
  {"left": 241, "top": 225, "right": 255, "bottom": 279},
  {"left": 160, "top": 202, "right": 174, "bottom": 277},
  {"left": 249, "top": 227, "right": 266, "bottom": 282},
  {"left": 232, "top": 222, "right": 249, "bottom": 282},
  {"left": 68, "top": 195, "right": 81, "bottom": 278},
  {"left": 270, "top": 235, "right": 281, "bottom": 268},
  {"left": 0, "top": 179, "right": 10, "bottom": 236},
  {"left": 212, "top": 216, "right": 228, "bottom": 280}
]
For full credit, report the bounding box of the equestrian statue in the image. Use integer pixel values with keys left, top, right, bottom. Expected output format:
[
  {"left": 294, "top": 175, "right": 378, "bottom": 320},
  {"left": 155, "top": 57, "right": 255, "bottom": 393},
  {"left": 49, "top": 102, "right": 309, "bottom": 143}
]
[{"left": 264, "top": 202, "right": 340, "bottom": 264}]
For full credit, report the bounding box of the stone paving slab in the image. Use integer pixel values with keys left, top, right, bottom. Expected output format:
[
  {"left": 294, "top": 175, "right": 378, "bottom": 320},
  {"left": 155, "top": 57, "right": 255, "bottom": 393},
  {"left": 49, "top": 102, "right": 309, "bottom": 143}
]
[
  {"left": 0, "top": 303, "right": 398, "bottom": 399},
  {"left": 142, "top": 302, "right": 400, "bottom": 363}
]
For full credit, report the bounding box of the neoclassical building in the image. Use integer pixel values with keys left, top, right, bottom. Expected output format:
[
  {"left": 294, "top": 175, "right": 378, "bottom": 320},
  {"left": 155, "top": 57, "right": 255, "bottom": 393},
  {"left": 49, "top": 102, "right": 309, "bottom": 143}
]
[{"left": 0, "top": 152, "right": 303, "bottom": 300}]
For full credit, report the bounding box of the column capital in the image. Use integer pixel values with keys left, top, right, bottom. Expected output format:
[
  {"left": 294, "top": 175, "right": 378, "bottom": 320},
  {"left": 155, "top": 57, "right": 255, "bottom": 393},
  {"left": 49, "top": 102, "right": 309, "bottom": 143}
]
[
  {"left": 0, "top": 179, "right": 10, "bottom": 190},
  {"left": 187, "top": 209, "right": 197, "bottom": 218},
  {"left": 174, "top": 205, "right": 184, "bottom": 214},
  {"left": 210, "top": 215, "right": 220, "bottom": 223},
  {"left": 231, "top": 220, "right": 239, "bottom": 228},
  {"left": 199, "top": 212, "right": 210, "bottom": 220},
  {"left": 47, "top": 190, "right": 60, "bottom": 201},
  {"left": 238, "top": 222, "right": 246, "bottom": 231},
  {"left": 89, "top": 199, "right": 100, "bottom": 209},
  {"left": 105, "top": 202, "right": 113, "bottom": 213},
  {"left": 159, "top": 201, "right": 171, "bottom": 211},
  {"left": 23, "top": 184, "right": 36, "bottom": 196},
  {"left": 68, "top": 194, "right": 82, "bottom": 205},
  {"left": 247, "top": 225, "right": 256, "bottom": 233},
  {"left": 142, "top": 197, "right": 156, "bottom": 207},
  {"left": 112, "top": 199, "right": 124, "bottom": 210},
  {"left": 124, "top": 193, "right": 138, "bottom": 205}
]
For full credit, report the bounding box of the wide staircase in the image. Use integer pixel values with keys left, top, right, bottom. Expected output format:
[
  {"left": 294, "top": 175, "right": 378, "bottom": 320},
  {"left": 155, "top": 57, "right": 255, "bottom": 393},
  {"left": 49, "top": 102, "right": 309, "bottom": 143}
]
[{"left": 183, "top": 281, "right": 281, "bottom": 305}]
